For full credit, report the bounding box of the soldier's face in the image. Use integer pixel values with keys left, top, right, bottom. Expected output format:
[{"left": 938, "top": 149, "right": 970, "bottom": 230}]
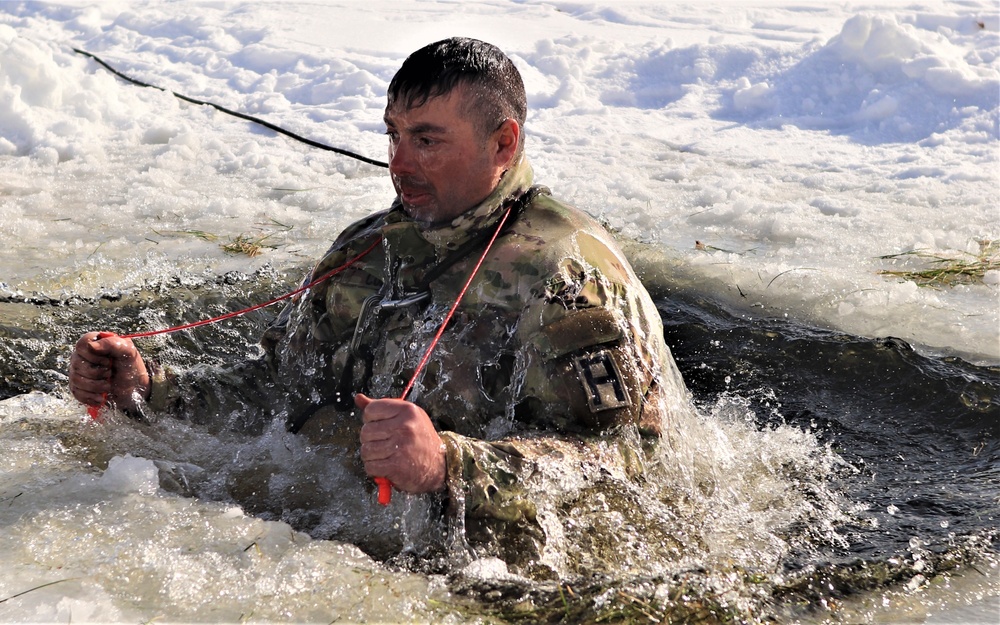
[{"left": 384, "top": 88, "right": 514, "bottom": 223}]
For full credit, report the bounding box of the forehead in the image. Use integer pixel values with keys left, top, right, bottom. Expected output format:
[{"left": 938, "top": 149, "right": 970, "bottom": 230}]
[{"left": 384, "top": 87, "right": 474, "bottom": 126}]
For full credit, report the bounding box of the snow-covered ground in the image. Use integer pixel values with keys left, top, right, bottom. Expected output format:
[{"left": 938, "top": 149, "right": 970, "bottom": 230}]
[{"left": 1, "top": 1, "right": 997, "bottom": 363}]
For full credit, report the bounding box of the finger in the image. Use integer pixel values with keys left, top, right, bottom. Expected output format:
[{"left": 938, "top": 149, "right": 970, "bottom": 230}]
[
  {"left": 75, "top": 331, "right": 102, "bottom": 349},
  {"left": 94, "top": 335, "right": 134, "bottom": 359},
  {"left": 71, "top": 370, "right": 110, "bottom": 392},
  {"left": 74, "top": 390, "right": 106, "bottom": 408},
  {"left": 69, "top": 377, "right": 108, "bottom": 406},
  {"left": 70, "top": 353, "right": 112, "bottom": 382},
  {"left": 358, "top": 397, "right": 412, "bottom": 423},
  {"left": 75, "top": 331, "right": 114, "bottom": 351},
  {"left": 354, "top": 393, "right": 373, "bottom": 410},
  {"left": 73, "top": 339, "right": 112, "bottom": 368},
  {"left": 361, "top": 457, "right": 395, "bottom": 479},
  {"left": 360, "top": 438, "right": 396, "bottom": 463},
  {"left": 359, "top": 420, "right": 392, "bottom": 444}
]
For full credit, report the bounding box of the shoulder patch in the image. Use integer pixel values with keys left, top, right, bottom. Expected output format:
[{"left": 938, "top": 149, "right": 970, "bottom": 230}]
[
  {"left": 573, "top": 349, "right": 631, "bottom": 412},
  {"left": 536, "top": 308, "right": 624, "bottom": 360}
]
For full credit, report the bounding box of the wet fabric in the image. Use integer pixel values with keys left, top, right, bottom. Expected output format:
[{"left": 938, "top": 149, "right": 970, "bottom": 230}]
[{"left": 144, "top": 155, "right": 690, "bottom": 575}]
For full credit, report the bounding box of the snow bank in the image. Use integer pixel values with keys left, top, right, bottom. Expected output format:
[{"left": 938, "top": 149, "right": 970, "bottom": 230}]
[{"left": 0, "top": 1, "right": 996, "bottom": 363}]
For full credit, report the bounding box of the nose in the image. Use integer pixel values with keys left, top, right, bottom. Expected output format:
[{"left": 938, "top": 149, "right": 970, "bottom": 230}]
[{"left": 388, "top": 139, "right": 414, "bottom": 177}]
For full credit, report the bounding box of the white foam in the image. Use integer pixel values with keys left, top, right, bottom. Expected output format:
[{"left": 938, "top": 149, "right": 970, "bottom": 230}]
[{"left": 97, "top": 454, "right": 159, "bottom": 495}]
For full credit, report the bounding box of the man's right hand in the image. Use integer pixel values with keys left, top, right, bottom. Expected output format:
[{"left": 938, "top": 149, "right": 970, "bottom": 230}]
[{"left": 69, "top": 332, "right": 150, "bottom": 414}]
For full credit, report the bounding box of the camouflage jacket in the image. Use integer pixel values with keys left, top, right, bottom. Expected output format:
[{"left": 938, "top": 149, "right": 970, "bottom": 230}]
[{"left": 146, "top": 156, "right": 689, "bottom": 576}]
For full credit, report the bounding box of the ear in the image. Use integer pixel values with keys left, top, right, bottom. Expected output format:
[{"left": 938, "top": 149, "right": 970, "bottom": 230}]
[{"left": 493, "top": 119, "right": 520, "bottom": 169}]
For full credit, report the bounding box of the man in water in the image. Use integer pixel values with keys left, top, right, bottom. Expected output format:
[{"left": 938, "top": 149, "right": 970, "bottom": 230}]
[{"left": 68, "top": 37, "right": 689, "bottom": 576}]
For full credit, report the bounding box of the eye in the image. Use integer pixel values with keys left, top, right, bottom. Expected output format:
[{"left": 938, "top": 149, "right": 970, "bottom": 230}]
[{"left": 384, "top": 129, "right": 399, "bottom": 142}]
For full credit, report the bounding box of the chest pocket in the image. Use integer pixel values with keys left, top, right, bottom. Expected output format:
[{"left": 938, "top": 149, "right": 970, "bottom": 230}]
[{"left": 307, "top": 272, "right": 382, "bottom": 343}]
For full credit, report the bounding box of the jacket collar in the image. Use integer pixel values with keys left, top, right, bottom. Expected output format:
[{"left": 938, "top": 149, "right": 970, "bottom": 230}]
[{"left": 383, "top": 155, "right": 534, "bottom": 254}]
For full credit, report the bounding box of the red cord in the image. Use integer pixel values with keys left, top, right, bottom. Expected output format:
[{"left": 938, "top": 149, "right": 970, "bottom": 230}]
[
  {"left": 84, "top": 208, "right": 510, "bottom": 507},
  {"left": 373, "top": 205, "right": 512, "bottom": 505},
  {"left": 120, "top": 237, "right": 383, "bottom": 340},
  {"left": 84, "top": 238, "right": 381, "bottom": 418},
  {"left": 375, "top": 206, "right": 511, "bottom": 505},
  {"left": 374, "top": 476, "right": 392, "bottom": 505},
  {"left": 399, "top": 205, "right": 512, "bottom": 401}
]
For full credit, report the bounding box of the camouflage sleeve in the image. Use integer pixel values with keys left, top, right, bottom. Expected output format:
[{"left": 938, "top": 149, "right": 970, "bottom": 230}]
[
  {"left": 438, "top": 427, "right": 655, "bottom": 576},
  {"left": 439, "top": 431, "right": 537, "bottom": 523},
  {"left": 437, "top": 316, "right": 659, "bottom": 527},
  {"left": 437, "top": 430, "right": 546, "bottom": 571},
  {"left": 438, "top": 234, "right": 683, "bottom": 567},
  {"left": 518, "top": 236, "right": 674, "bottom": 437},
  {"left": 142, "top": 321, "right": 287, "bottom": 433},
  {"left": 143, "top": 359, "right": 274, "bottom": 433},
  {"left": 525, "top": 306, "right": 655, "bottom": 432}
]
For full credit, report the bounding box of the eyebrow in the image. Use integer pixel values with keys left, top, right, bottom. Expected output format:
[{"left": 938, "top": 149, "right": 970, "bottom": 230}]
[{"left": 383, "top": 115, "right": 449, "bottom": 136}]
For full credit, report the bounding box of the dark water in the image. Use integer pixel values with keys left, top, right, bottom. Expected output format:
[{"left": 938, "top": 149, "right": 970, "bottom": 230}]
[
  {"left": 1, "top": 263, "right": 997, "bottom": 622},
  {"left": 655, "top": 287, "right": 999, "bottom": 592}
]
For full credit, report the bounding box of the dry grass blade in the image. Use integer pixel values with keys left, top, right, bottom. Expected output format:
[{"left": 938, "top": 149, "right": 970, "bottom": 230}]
[
  {"left": 695, "top": 240, "right": 759, "bottom": 255},
  {"left": 151, "top": 221, "right": 293, "bottom": 257},
  {"left": 222, "top": 221, "right": 293, "bottom": 257},
  {"left": 0, "top": 578, "right": 81, "bottom": 604},
  {"left": 151, "top": 229, "right": 220, "bottom": 241},
  {"left": 877, "top": 240, "right": 998, "bottom": 287},
  {"left": 222, "top": 233, "right": 270, "bottom": 257}
]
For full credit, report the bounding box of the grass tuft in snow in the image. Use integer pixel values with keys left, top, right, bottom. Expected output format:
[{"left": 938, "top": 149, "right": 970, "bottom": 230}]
[{"left": 877, "top": 240, "right": 999, "bottom": 288}]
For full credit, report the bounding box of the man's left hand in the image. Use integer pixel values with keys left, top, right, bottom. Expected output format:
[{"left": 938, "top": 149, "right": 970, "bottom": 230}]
[{"left": 355, "top": 394, "right": 446, "bottom": 494}]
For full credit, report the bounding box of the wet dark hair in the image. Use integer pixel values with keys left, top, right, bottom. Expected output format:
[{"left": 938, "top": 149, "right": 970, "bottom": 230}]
[{"left": 387, "top": 37, "right": 527, "bottom": 146}]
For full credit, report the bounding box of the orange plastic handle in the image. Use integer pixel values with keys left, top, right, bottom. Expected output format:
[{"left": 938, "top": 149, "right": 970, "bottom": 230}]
[{"left": 375, "top": 476, "right": 392, "bottom": 505}]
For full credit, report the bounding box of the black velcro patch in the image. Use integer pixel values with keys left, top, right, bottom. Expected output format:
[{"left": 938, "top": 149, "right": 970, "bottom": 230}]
[{"left": 573, "top": 349, "right": 631, "bottom": 412}]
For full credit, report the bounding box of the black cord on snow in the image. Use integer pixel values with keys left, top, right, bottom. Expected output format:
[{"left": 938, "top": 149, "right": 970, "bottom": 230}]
[{"left": 72, "top": 47, "right": 389, "bottom": 168}]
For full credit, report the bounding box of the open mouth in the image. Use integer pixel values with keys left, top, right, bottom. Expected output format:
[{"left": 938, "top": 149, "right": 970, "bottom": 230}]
[
  {"left": 400, "top": 189, "right": 431, "bottom": 205},
  {"left": 394, "top": 178, "right": 434, "bottom": 208}
]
